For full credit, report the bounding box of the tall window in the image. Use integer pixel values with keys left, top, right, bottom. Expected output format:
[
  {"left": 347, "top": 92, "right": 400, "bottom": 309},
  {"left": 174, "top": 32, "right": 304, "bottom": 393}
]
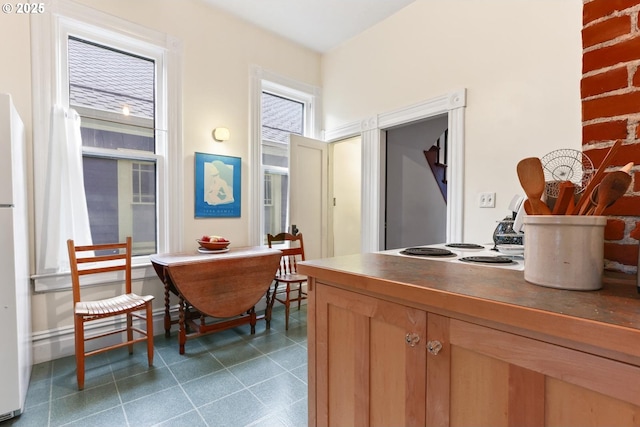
[
  {"left": 68, "top": 37, "right": 158, "bottom": 255},
  {"left": 31, "top": 1, "right": 182, "bottom": 292},
  {"left": 261, "top": 92, "right": 304, "bottom": 239}
]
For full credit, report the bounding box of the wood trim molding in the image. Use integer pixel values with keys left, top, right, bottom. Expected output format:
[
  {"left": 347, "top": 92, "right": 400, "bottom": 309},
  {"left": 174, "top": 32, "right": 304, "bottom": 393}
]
[
  {"left": 324, "top": 89, "right": 467, "bottom": 252},
  {"left": 323, "top": 120, "right": 362, "bottom": 142}
]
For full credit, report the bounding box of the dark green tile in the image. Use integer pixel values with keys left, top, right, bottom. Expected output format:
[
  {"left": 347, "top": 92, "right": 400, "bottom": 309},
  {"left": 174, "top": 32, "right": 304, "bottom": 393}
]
[
  {"left": 196, "top": 328, "right": 246, "bottom": 349},
  {"left": 123, "top": 386, "right": 194, "bottom": 427},
  {"left": 50, "top": 367, "right": 114, "bottom": 400},
  {"left": 209, "top": 341, "right": 263, "bottom": 368},
  {"left": 24, "top": 376, "right": 50, "bottom": 408},
  {"left": 155, "top": 409, "right": 207, "bottom": 427},
  {"left": 22, "top": 301, "right": 308, "bottom": 427},
  {"left": 51, "top": 352, "right": 110, "bottom": 379},
  {"left": 49, "top": 382, "right": 121, "bottom": 426},
  {"left": 62, "top": 405, "right": 127, "bottom": 427},
  {"left": 283, "top": 323, "right": 307, "bottom": 343},
  {"left": 290, "top": 364, "right": 308, "bottom": 384},
  {"left": 116, "top": 366, "right": 179, "bottom": 403},
  {"left": 152, "top": 332, "right": 178, "bottom": 349},
  {"left": 228, "top": 355, "right": 285, "bottom": 387},
  {"left": 282, "top": 397, "right": 308, "bottom": 427},
  {"left": 182, "top": 369, "right": 244, "bottom": 407},
  {"left": 249, "top": 413, "right": 289, "bottom": 427},
  {"left": 198, "top": 389, "right": 270, "bottom": 427},
  {"left": 249, "top": 372, "right": 307, "bottom": 409},
  {"left": 108, "top": 348, "right": 160, "bottom": 381},
  {"left": 167, "top": 352, "right": 223, "bottom": 383},
  {"left": 268, "top": 345, "right": 307, "bottom": 370},
  {"left": 29, "top": 361, "right": 52, "bottom": 382},
  {"left": 246, "top": 331, "right": 297, "bottom": 355},
  {"left": 154, "top": 338, "right": 207, "bottom": 367}
]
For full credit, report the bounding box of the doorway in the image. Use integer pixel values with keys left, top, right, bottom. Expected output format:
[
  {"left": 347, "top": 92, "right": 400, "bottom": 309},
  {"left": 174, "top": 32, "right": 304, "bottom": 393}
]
[
  {"left": 323, "top": 88, "right": 466, "bottom": 252},
  {"left": 385, "top": 115, "right": 448, "bottom": 249}
]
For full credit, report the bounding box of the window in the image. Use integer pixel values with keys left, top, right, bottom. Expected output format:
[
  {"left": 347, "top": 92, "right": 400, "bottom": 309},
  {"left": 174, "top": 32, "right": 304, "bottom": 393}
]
[
  {"left": 31, "top": 1, "right": 182, "bottom": 291},
  {"left": 264, "top": 174, "right": 273, "bottom": 207},
  {"left": 249, "top": 67, "right": 321, "bottom": 245},
  {"left": 68, "top": 37, "right": 158, "bottom": 255}
]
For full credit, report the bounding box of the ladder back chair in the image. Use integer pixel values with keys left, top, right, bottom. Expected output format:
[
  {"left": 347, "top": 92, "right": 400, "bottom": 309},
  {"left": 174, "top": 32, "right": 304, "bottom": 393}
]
[
  {"left": 67, "top": 237, "right": 154, "bottom": 390},
  {"left": 266, "top": 232, "right": 307, "bottom": 330}
]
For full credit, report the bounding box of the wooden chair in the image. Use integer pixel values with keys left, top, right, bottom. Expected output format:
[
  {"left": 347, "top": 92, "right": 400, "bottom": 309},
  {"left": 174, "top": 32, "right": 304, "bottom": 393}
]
[
  {"left": 266, "top": 232, "right": 307, "bottom": 330},
  {"left": 67, "top": 237, "right": 154, "bottom": 390}
]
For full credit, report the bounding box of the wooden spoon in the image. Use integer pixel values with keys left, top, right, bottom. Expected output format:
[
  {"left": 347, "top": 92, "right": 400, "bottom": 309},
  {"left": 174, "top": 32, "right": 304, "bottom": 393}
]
[
  {"left": 517, "top": 157, "right": 551, "bottom": 215},
  {"left": 552, "top": 181, "right": 575, "bottom": 215},
  {"left": 592, "top": 171, "right": 632, "bottom": 215},
  {"left": 570, "top": 140, "right": 623, "bottom": 215}
]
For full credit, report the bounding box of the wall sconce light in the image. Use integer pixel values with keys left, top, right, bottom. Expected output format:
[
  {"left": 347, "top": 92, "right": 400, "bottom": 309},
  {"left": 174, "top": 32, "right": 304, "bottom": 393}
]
[{"left": 212, "top": 127, "right": 230, "bottom": 142}]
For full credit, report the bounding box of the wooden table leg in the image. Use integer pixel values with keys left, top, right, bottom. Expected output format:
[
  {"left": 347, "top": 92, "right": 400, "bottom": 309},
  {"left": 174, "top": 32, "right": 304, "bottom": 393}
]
[
  {"left": 163, "top": 279, "right": 171, "bottom": 338},
  {"left": 178, "top": 295, "right": 186, "bottom": 355},
  {"left": 265, "top": 282, "right": 275, "bottom": 329},
  {"left": 250, "top": 306, "right": 257, "bottom": 334}
]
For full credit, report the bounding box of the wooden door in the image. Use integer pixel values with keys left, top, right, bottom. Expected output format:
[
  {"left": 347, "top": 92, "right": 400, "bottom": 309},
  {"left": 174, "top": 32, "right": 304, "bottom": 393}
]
[
  {"left": 314, "top": 283, "right": 427, "bottom": 427},
  {"left": 437, "top": 317, "right": 640, "bottom": 427},
  {"left": 289, "top": 134, "right": 328, "bottom": 260}
]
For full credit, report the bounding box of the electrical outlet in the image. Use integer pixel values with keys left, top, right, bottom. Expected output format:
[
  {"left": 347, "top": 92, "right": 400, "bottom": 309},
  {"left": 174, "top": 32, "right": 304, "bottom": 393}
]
[{"left": 479, "top": 192, "right": 496, "bottom": 208}]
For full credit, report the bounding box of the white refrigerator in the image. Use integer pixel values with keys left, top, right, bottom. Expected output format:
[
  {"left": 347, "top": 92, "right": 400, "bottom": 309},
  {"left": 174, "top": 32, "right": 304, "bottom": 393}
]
[{"left": 0, "top": 93, "right": 32, "bottom": 421}]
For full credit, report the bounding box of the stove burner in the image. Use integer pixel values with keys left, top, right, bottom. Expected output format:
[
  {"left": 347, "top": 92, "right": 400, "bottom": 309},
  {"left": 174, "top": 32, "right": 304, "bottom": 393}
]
[
  {"left": 401, "top": 247, "right": 455, "bottom": 257},
  {"left": 445, "top": 243, "right": 485, "bottom": 249},
  {"left": 459, "top": 256, "right": 514, "bottom": 264}
]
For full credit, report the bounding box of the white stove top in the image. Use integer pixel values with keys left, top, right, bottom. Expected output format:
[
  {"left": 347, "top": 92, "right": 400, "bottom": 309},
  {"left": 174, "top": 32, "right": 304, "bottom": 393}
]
[{"left": 381, "top": 243, "right": 524, "bottom": 271}]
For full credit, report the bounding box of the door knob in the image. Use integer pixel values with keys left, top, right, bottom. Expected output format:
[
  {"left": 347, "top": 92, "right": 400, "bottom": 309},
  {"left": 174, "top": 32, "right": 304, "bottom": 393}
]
[
  {"left": 427, "top": 340, "right": 443, "bottom": 355},
  {"left": 405, "top": 333, "right": 420, "bottom": 347}
]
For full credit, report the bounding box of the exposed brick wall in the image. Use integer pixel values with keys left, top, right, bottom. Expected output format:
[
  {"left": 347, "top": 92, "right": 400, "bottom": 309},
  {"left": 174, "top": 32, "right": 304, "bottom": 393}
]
[{"left": 582, "top": 0, "right": 640, "bottom": 273}]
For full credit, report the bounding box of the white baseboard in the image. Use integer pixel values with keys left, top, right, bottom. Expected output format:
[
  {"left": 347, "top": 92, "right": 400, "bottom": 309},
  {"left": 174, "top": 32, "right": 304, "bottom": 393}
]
[{"left": 31, "top": 287, "right": 305, "bottom": 364}]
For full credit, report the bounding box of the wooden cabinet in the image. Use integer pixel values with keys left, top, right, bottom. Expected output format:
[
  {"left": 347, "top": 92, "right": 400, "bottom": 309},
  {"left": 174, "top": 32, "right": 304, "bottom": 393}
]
[
  {"left": 442, "top": 316, "right": 640, "bottom": 426},
  {"left": 310, "top": 280, "right": 640, "bottom": 427},
  {"left": 314, "top": 284, "right": 426, "bottom": 426}
]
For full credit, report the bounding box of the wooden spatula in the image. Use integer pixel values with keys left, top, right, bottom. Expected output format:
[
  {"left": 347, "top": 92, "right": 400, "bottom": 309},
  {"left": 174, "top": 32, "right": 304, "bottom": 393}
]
[
  {"left": 517, "top": 157, "right": 551, "bottom": 215},
  {"left": 552, "top": 181, "right": 575, "bottom": 215},
  {"left": 570, "top": 140, "right": 623, "bottom": 215}
]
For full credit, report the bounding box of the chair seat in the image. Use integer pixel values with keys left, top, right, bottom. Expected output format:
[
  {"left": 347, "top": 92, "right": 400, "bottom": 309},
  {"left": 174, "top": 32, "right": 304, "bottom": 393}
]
[
  {"left": 275, "top": 273, "right": 307, "bottom": 284},
  {"left": 75, "top": 293, "right": 154, "bottom": 317}
]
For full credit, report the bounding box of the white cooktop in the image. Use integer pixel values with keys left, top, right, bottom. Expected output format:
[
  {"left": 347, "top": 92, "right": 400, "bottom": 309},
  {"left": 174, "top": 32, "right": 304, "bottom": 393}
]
[{"left": 381, "top": 243, "right": 525, "bottom": 271}]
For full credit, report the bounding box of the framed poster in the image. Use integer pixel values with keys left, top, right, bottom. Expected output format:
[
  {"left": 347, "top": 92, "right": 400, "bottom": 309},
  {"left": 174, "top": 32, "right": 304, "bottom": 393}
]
[{"left": 194, "top": 152, "right": 241, "bottom": 218}]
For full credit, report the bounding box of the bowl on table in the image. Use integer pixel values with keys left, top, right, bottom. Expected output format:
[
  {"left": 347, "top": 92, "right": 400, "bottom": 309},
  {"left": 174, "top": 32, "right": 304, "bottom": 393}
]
[{"left": 197, "top": 239, "right": 230, "bottom": 250}]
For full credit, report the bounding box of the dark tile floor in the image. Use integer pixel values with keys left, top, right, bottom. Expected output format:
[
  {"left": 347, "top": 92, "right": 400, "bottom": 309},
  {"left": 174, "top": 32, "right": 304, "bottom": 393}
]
[{"left": 5, "top": 305, "right": 308, "bottom": 427}]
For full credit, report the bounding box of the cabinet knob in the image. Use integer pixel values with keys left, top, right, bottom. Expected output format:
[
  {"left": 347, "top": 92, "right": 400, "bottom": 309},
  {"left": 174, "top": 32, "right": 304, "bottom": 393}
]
[
  {"left": 405, "top": 333, "right": 420, "bottom": 347},
  {"left": 427, "top": 340, "right": 443, "bottom": 355}
]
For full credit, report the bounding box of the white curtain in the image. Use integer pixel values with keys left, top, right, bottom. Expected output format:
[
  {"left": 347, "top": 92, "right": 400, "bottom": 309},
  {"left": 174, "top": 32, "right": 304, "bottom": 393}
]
[{"left": 40, "top": 105, "right": 93, "bottom": 272}]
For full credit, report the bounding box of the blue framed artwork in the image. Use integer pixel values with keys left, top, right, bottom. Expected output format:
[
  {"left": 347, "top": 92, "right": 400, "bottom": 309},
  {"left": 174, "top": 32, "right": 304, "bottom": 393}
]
[{"left": 194, "top": 152, "right": 241, "bottom": 218}]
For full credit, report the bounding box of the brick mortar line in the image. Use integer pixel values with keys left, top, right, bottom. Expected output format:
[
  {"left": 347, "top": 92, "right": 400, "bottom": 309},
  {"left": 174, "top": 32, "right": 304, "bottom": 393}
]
[
  {"left": 583, "top": 3, "right": 640, "bottom": 30},
  {"left": 582, "top": 59, "right": 640, "bottom": 79}
]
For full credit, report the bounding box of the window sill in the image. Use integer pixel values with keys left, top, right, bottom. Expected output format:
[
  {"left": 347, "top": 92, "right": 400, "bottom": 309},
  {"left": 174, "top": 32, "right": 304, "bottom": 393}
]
[{"left": 32, "top": 258, "right": 158, "bottom": 293}]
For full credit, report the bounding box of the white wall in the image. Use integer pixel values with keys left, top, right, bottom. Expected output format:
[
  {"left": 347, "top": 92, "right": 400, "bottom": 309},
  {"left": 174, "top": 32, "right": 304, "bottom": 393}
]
[
  {"left": 321, "top": 0, "right": 583, "bottom": 244},
  {"left": 0, "top": 0, "right": 321, "bottom": 362}
]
